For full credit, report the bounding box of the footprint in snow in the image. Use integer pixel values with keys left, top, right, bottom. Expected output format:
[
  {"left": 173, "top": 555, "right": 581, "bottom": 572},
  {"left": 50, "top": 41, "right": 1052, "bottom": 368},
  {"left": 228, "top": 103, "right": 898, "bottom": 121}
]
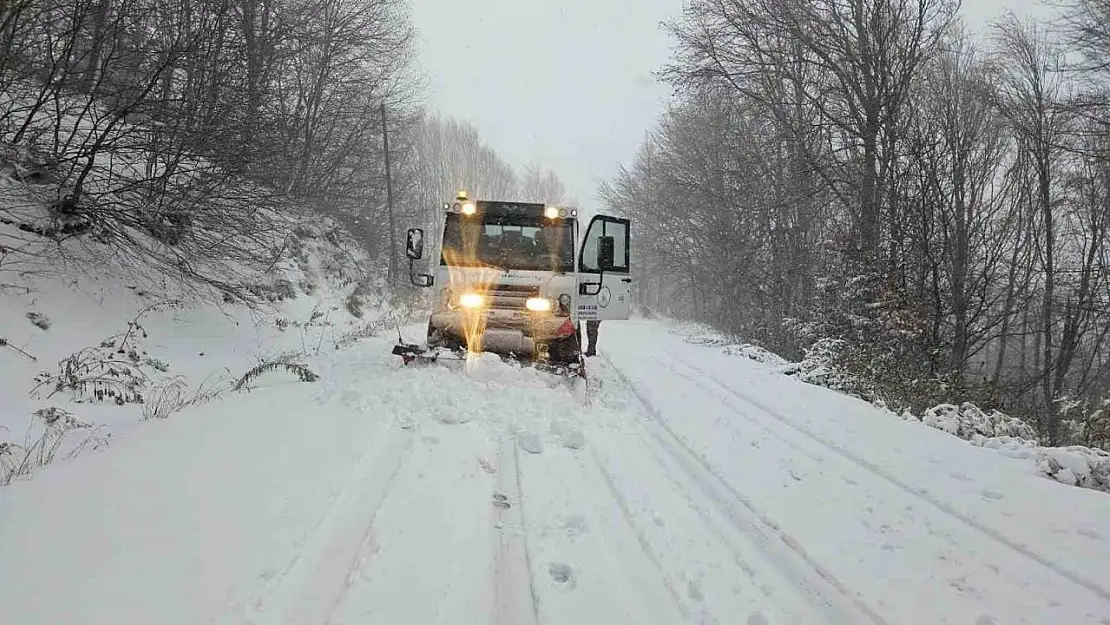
[
  {"left": 548, "top": 562, "right": 576, "bottom": 589},
  {"left": 747, "top": 612, "right": 769, "bottom": 625},
  {"left": 517, "top": 432, "right": 544, "bottom": 454},
  {"left": 437, "top": 412, "right": 470, "bottom": 425},
  {"left": 550, "top": 420, "right": 585, "bottom": 450},
  {"left": 477, "top": 457, "right": 497, "bottom": 474},
  {"left": 559, "top": 515, "right": 589, "bottom": 537},
  {"left": 560, "top": 429, "right": 585, "bottom": 449},
  {"left": 492, "top": 493, "right": 510, "bottom": 509}
]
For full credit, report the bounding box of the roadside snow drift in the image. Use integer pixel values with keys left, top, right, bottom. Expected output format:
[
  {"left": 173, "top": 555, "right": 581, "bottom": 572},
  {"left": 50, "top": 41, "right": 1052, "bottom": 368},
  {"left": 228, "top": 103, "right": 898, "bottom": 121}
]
[{"left": 2, "top": 320, "right": 1110, "bottom": 625}]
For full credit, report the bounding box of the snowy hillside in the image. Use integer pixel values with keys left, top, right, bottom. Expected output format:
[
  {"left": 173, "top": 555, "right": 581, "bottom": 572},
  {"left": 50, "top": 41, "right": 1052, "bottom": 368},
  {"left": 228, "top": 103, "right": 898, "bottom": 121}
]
[
  {"left": 3, "top": 316, "right": 1110, "bottom": 625},
  {"left": 0, "top": 174, "right": 415, "bottom": 486}
]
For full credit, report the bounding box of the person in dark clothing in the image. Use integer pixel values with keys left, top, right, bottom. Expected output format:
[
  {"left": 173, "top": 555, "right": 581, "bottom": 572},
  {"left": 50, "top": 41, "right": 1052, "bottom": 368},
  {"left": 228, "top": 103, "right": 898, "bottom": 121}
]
[{"left": 584, "top": 320, "right": 600, "bottom": 357}]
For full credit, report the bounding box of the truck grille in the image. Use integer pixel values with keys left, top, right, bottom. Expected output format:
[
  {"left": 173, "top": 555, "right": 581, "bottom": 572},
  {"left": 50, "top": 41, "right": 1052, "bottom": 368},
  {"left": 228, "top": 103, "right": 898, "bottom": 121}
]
[{"left": 484, "top": 284, "right": 540, "bottom": 310}]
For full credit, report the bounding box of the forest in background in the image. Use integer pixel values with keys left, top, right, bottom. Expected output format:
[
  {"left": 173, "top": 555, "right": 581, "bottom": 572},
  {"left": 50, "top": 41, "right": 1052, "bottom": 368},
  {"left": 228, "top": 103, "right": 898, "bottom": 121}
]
[{"left": 601, "top": 0, "right": 1110, "bottom": 448}]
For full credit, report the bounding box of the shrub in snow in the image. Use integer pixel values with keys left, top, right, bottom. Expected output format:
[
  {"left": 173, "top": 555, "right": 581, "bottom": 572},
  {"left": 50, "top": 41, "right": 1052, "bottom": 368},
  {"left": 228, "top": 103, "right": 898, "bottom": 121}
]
[
  {"left": 346, "top": 292, "right": 366, "bottom": 318},
  {"left": 1034, "top": 446, "right": 1110, "bottom": 492},
  {"left": 30, "top": 302, "right": 178, "bottom": 405},
  {"left": 247, "top": 279, "right": 298, "bottom": 303},
  {"left": 232, "top": 356, "right": 318, "bottom": 392},
  {"left": 721, "top": 343, "right": 789, "bottom": 366},
  {"left": 782, "top": 337, "right": 881, "bottom": 401},
  {"left": 333, "top": 319, "right": 386, "bottom": 350},
  {"left": 920, "top": 402, "right": 1038, "bottom": 442},
  {"left": 141, "top": 375, "right": 228, "bottom": 421},
  {"left": 0, "top": 407, "right": 110, "bottom": 486},
  {"left": 1056, "top": 397, "right": 1110, "bottom": 452},
  {"left": 273, "top": 279, "right": 297, "bottom": 300}
]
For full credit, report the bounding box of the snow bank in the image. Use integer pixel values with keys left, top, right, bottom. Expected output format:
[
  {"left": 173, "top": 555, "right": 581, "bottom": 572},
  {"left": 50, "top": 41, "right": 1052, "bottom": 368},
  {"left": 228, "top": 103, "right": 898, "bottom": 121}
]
[
  {"left": 777, "top": 337, "right": 869, "bottom": 397},
  {"left": 968, "top": 435, "right": 1039, "bottom": 459},
  {"left": 664, "top": 319, "right": 790, "bottom": 366},
  {"left": 1033, "top": 446, "right": 1110, "bottom": 492},
  {"left": 920, "top": 402, "right": 1039, "bottom": 441},
  {"left": 894, "top": 403, "right": 1110, "bottom": 493},
  {"left": 674, "top": 325, "right": 1110, "bottom": 496},
  {"left": 720, "top": 342, "right": 790, "bottom": 366}
]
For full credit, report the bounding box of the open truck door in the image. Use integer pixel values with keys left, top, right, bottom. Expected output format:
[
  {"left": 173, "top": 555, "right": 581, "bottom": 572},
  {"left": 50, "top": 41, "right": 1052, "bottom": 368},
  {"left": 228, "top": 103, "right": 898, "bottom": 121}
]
[{"left": 577, "top": 215, "right": 632, "bottom": 321}]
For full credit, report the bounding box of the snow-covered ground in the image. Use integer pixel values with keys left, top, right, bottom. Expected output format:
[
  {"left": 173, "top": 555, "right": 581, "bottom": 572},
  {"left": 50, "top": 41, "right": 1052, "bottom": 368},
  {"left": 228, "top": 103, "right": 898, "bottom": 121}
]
[{"left": 3, "top": 317, "right": 1110, "bottom": 625}]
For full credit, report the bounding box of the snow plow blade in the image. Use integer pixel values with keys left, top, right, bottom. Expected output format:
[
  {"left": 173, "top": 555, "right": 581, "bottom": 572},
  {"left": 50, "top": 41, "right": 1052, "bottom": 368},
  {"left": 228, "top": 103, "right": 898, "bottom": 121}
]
[
  {"left": 391, "top": 341, "right": 591, "bottom": 404},
  {"left": 391, "top": 342, "right": 586, "bottom": 378},
  {"left": 392, "top": 342, "right": 453, "bottom": 365}
]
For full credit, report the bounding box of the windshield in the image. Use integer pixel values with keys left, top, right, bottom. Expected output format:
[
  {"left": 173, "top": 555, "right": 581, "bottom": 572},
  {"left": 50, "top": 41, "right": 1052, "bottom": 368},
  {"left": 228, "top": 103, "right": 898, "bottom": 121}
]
[{"left": 440, "top": 213, "right": 575, "bottom": 272}]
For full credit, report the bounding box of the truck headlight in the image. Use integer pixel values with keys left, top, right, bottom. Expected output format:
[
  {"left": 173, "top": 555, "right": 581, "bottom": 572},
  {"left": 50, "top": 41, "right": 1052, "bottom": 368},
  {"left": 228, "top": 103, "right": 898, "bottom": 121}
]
[
  {"left": 459, "top": 292, "right": 484, "bottom": 308},
  {"left": 525, "top": 297, "right": 553, "bottom": 312}
]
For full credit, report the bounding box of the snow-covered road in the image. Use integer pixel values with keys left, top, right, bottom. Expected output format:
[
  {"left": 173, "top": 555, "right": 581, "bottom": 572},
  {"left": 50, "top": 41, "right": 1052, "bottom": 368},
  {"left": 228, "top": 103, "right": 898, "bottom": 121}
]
[{"left": 2, "top": 320, "right": 1110, "bottom": 625}]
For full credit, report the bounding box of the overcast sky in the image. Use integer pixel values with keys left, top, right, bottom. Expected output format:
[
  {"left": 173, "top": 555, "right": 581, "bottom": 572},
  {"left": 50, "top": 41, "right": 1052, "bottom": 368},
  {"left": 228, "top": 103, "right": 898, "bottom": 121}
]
[{"left": 410, "top": 0, "right": 1055, "bottom": 213}]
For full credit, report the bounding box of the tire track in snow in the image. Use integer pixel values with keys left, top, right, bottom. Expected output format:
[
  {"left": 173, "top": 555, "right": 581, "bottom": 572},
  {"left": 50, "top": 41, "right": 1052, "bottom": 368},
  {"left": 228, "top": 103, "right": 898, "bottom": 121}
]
[
  {"left": 585, "top": 399, "right": 849, "bottom": 624},
  {"left": 492, "top": 432, "right": 540, "bottom": 625},
  {"left": 661, "top": 350, "right": 1110, "bottom": 605},
  {"left": 600, "top": 355, "right": 888, "bottom": 625},
  {"left": 584, "top": 447, "right": 699, "bottom": 623},
  {"left": 513, "top": 422, "right": 689, "bottom": 624},
  {"left": 236, "top": 425, "right": 416, "bottom": 625}
]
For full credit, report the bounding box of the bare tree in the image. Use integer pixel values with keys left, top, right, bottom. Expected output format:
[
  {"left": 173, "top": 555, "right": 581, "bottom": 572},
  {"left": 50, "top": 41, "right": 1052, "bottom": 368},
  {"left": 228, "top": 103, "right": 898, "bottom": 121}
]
[
  {"left": 0, "top": 0, "right": 423, "bottom": 302},
  {"left": 605, "top": 0, "right": 1110, "bottom": 446},
  {"left": 991, "top": 12, "right": 1076, "bottom": 439},
  {"left": 518, "top": 163, "right": 567, "bottom": 204}
]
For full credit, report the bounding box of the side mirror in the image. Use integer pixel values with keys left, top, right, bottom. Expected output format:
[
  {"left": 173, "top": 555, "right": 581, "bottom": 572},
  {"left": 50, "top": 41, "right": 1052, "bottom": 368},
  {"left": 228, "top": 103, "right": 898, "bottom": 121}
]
[
  {"left": 598, "top": 236, "right": 616, "bottom": 271},
  {"left": 405, "top": 228, "right": 424, "bottom": 260}
]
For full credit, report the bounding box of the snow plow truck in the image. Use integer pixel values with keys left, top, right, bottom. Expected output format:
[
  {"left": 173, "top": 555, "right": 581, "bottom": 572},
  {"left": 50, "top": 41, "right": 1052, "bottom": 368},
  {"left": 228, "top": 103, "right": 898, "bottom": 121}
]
[{"left": 392, "top": 191, "right": 632, "bottom": 380}]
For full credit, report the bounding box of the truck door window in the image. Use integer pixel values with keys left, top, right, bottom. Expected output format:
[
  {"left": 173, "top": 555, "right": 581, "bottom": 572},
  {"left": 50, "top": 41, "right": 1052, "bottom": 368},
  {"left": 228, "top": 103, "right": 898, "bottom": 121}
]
[{"left": 579, "top": 218, "right": 629, "bottom": 272}]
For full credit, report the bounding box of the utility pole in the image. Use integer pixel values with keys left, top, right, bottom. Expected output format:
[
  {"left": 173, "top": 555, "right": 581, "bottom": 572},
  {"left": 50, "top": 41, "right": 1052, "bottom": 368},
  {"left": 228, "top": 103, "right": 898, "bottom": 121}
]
[
  {"left": 382, "top": 103, "right": 397, "bottom": 286},
  {"left": 643, "top": 129, "right": 654, "bottom": 313}
]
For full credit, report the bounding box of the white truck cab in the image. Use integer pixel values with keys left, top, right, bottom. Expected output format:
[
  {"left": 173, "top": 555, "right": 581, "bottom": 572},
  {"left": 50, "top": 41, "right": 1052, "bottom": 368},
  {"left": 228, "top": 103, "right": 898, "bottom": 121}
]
[{"left": 398, "top": 191, "right": 632, "bottom": 371}]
